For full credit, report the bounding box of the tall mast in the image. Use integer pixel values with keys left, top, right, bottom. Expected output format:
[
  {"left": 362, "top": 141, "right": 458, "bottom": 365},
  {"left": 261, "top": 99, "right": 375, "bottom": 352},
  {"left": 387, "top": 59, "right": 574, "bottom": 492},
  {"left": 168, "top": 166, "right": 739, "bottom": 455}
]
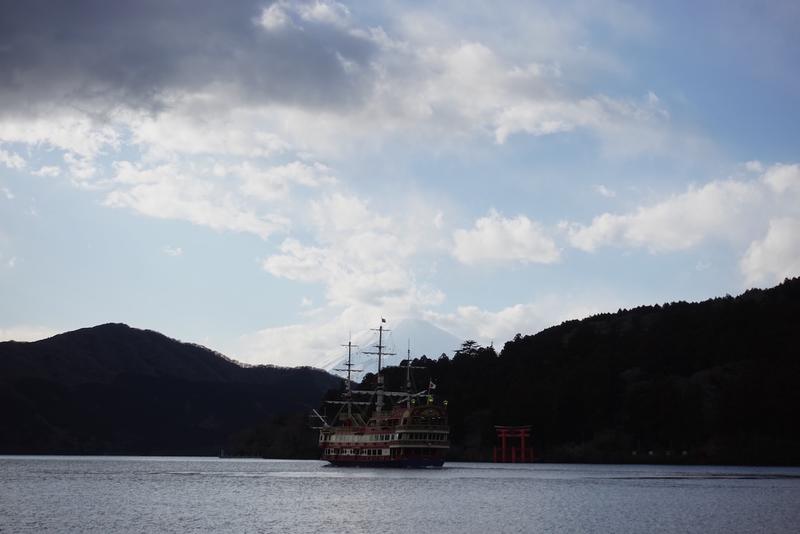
[
  {"left": 403, "top": 340, "right": 425, "bottom": 408},
  {"left": 406, "top": 340, "right": 412, "bottom": 408},
  {"left": 376, "top": 325, "right": 385, "bottom": 414},
  {"left": 333, "top": 339, "right": 360, "bottom": 419},
  {"left": 363, "top": 319, "right": 395, "bottom": 415}
]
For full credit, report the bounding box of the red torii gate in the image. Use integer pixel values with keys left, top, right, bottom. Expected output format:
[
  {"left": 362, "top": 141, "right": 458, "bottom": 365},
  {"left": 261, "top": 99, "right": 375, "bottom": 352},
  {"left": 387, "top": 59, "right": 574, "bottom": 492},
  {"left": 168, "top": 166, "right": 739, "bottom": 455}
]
[{"left": 493, "top": 425, "right": 534, "bottom": 463}]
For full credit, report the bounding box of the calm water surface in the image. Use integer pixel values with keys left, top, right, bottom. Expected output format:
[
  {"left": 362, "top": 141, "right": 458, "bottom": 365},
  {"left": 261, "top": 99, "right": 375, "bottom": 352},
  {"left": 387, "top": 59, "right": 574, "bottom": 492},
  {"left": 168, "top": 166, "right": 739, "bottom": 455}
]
[{"left": 2, "top": 457, "right": 799, "bottom": 533}]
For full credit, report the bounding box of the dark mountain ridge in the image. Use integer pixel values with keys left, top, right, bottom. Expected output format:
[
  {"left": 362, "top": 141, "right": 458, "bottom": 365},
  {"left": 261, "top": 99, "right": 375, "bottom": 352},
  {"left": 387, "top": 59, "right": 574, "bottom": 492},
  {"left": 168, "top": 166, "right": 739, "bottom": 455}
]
[
  {"left": 0, "top": 323, "right": 341, "bottom": 455},
  {"left": 4, "top": 278, "right": 799, "bottom": 463}
]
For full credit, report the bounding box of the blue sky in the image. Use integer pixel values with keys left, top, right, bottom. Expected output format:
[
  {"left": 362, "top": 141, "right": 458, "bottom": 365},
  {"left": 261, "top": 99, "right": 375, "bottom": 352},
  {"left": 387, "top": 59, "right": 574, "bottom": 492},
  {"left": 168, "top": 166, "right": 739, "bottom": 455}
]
[{"left": 1, "top": 1, "right": 799, "bottom": 366}]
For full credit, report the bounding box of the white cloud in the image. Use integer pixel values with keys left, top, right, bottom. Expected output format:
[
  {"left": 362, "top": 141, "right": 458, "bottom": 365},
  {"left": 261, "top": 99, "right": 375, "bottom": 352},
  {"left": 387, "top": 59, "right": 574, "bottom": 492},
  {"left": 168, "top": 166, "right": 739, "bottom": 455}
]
[
  {"left": 565, "top": 178, "right": 762, "bottom": 252},
  {"left": 125, "top": 102, "right": 291, "bottom": 160},
  {"left": 310, "top": 192, "right": 390, "bottom": 236},
  {"left": 593, "top": 184, "right": 616, "bottom": 198},
  {"left": 252, "top": 190, "right": 449, "bottom": 364},
  {"left": 162, "top": 245, "right": 183, "bottom": 257},
  {"left": 105, "top": 162, "right": 289, "bottom": 239},
  {"left": 296, "top": 0, "right": 351, "bottom": 27},
  {"left": 258, "top": 0, "right": 351, "bottom": 32},
  {"left": 744, "top": 160, "right": 764, "bottom": 173},
  {"left": 0, "top": 113, "right": 119, "bottom": 158},
  {"left": 1, "top": 187, "right": 14, "bottom": 200},
  {"left": 258, "top": 3, "right": 291, "bottom": 31},
  {"left": 0, "top": 149, "right": 26, "bottom": 169},
  {"left": 263, "top": 232, "right": 440, "bottom": 309},
  {"left": 695, "top": 260, "right": 711, "bottom": 272},
  {"left": 453, "top": 210, "right": 560, "bottom": 265},
  {"left": 433, "top": 211, "right": 444, "bottom": 229},
  {"left": 31, "top": 166, "right": 62, "bottom": 177},
  {"left": 423, "top": 293, "right": 620, "bottom": 348},
  {"left": 64, "top": 152, "right": 98, "bottom": 186},
  {"left": 237, "top": 317, "right": 349, "bottom": 366},
  {"left": 762, "top": 163, "right": 800, "bottom": 194},
  {"left": 239, "top": 161, "right": 336, "bottom": 201},
  {"left": 563, "top": 162, "right": 800, "bottom": 288},
  {"left": 262, "top": 238, "right": 330, "bottom": 283},
  {"left": 740, "top": 218, "right": 800, "bottom": 285},
  {"left": 7, "top": 256, "right": 17, "bottom": 268}
]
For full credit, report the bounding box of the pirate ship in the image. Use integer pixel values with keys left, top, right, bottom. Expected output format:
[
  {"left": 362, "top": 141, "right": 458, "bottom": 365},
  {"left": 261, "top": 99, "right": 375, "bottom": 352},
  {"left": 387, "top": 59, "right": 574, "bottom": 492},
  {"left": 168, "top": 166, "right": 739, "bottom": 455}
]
[{"left": 313, "top": 321, "right": 449, "bottom": 467}]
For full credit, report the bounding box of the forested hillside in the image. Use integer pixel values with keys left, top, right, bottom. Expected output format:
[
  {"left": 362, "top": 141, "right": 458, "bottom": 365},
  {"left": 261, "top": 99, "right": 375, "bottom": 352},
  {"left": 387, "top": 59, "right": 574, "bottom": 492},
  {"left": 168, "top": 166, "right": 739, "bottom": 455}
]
[
  {"left": 375, "top": 278, "right": 800, "bottom": 464},
  {"left": 5, "top": 278, "right": 799, "bottom": 464},
  {"left": 0, "top": 323, "right": 340, "bottom": 455}
]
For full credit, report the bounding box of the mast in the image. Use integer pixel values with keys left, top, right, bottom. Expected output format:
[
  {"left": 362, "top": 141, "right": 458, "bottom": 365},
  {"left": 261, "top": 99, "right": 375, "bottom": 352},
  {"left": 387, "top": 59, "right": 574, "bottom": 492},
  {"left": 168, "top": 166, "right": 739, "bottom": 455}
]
[
  {"left": 407, "top": 341, "right": 412, "bottom": 408},
  {"left": 363, "top": 320, "right": 395, "bottom": 415},
  {"left": 404, "top": 340, "right": 425, "bottom": 408},
  {"left": 376, "top": 325, "right": 385, "bottom": 414},
  {"left": 333, "top": 339, "right": 360, "bottom": 419}
]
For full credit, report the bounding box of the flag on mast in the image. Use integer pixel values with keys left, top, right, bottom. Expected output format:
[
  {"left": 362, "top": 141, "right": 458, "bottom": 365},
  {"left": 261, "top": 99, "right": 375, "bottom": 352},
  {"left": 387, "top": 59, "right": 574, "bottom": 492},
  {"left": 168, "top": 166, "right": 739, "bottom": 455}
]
[{"left": 381, "top": 317, "right": 386, "bottom": 323}]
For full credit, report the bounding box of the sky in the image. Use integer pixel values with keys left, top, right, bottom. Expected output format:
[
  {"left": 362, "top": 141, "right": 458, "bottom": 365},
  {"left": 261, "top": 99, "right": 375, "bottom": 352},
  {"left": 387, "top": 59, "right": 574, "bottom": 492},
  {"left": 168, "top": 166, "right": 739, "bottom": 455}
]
[{"left": 1, "top": 0, "right": 799, "bottom": 367}]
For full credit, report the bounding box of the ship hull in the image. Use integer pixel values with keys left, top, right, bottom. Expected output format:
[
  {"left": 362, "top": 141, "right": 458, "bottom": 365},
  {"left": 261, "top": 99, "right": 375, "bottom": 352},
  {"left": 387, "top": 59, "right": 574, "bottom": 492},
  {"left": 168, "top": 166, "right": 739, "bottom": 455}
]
[{"left": 326, "top": 457, "right": 444, "bottom": 468}]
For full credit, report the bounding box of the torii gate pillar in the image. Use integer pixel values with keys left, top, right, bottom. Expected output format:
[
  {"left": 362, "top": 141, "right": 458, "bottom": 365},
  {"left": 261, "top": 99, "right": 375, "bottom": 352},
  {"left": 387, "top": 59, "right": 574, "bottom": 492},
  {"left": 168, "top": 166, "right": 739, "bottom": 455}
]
[{"left": 493, "top": 425, "right": 534, "bottom": 463}]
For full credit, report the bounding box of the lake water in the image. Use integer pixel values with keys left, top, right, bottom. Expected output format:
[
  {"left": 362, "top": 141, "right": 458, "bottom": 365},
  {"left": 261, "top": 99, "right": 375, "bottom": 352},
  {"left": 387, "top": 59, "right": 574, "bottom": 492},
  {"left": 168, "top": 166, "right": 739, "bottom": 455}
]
[{"left": 2, "top": 457, "right": 799, "bottom": 533}]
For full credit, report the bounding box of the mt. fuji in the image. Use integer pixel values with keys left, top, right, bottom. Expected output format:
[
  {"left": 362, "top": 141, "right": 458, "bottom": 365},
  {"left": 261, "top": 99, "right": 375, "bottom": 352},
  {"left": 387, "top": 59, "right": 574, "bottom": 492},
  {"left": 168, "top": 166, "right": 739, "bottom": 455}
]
[{"left": 321, "top": 318, "right": 463, "bottom": 378}]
